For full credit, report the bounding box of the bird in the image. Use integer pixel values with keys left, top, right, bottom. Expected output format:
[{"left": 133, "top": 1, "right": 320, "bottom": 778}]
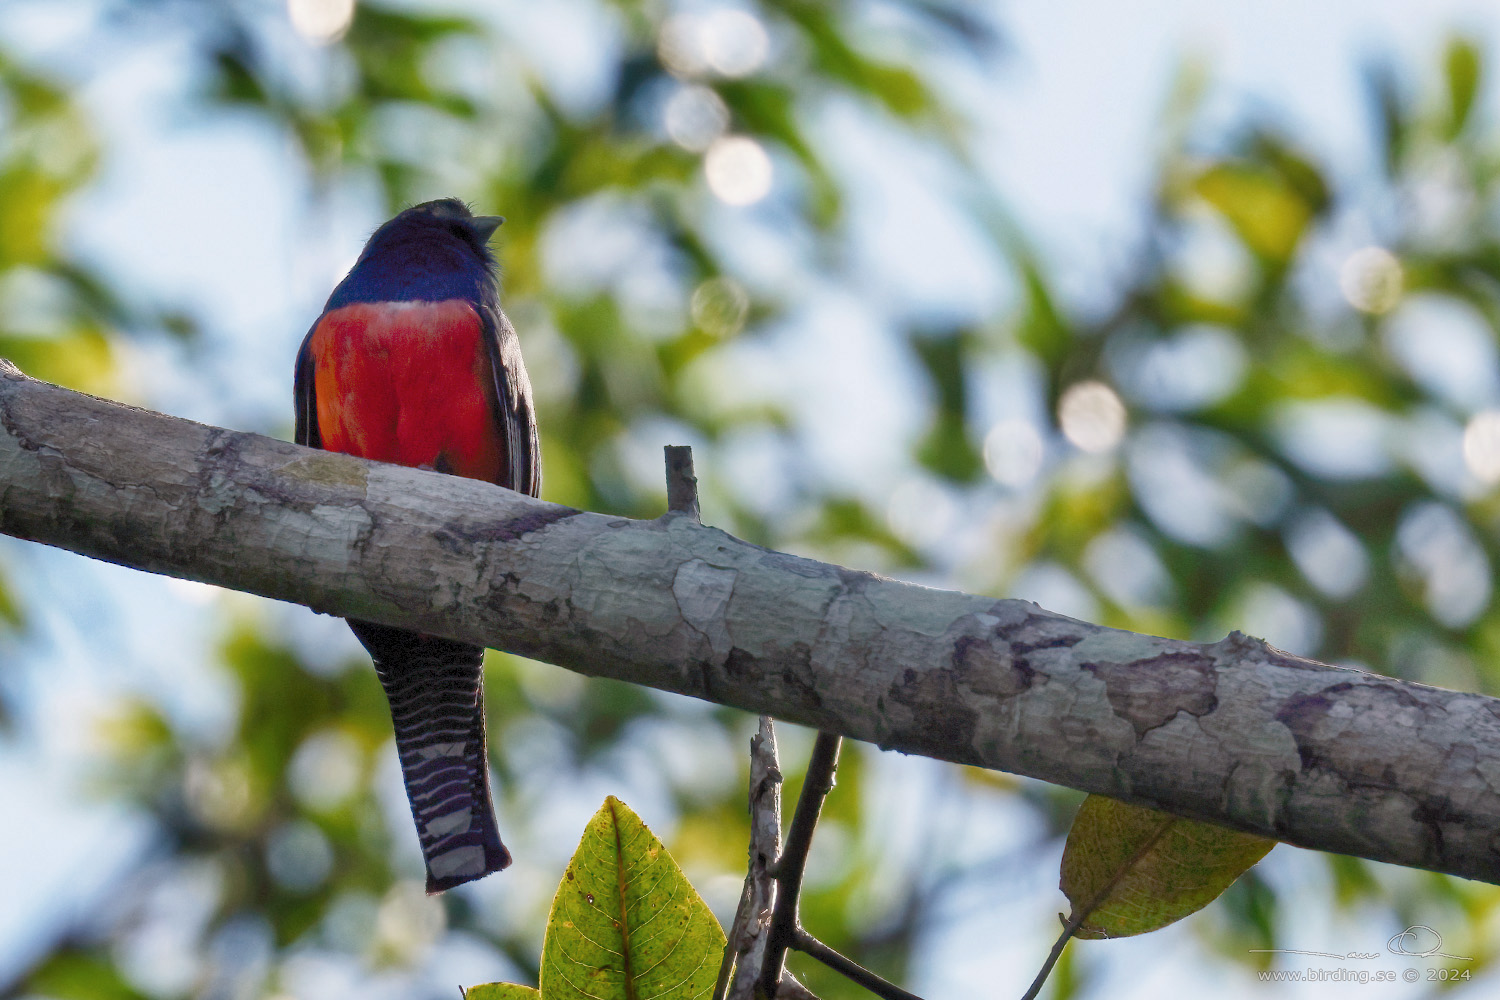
[{"left": 294, "top": 198, "right": 539, "bottom": 892}]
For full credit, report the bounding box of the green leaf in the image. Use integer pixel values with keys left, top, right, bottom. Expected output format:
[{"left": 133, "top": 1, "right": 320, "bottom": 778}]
[
  {"left": 776, "top": 3, "right": 936, "bottom": 120},
  {"left": 1193, "top": 163, "right": 1313, "bottom": 264},
  {"left": 0, "top": 166, "right": 63, "bottom": 266},
  {"left": 1444, "top": 37, "right": 1482, "bottom": 139},
  {"left": 0, "top": 567, "right": 23, "bottom": 628},
  {"left": 1014, "top": 253, "right": 1071, "bottom": 368},
  {"left": 1364, "top": 60, "right": 1408, "bottom": 175},
  {"left": 22, "top": 951, "right": 149, "bottom": 1000},
  {"left": 540, "top": 796, "right": 725, "bottom": 1000},
  {"left": 0, "top": 328, "right": 114, "bottom": 394},
  {"left": 1059, "top": 795, "right": 1275, "bottom": 939},
  {"left": 465, "top": 985, "right": 541, "bottom": 1000},
  {"left": 717, "top": 79, "right": 841, "bottom": 225},
  {"left": 911, "top": 330, "right": 983, "bottom": 483}
]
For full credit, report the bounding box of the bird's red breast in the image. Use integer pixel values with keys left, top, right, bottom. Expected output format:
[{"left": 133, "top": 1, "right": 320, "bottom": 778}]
[{"left": 307, "top": 299, "right": 505, "bottom": 483}]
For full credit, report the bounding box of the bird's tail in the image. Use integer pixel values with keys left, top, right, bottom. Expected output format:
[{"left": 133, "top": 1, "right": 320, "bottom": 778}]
[{"left": 349, "top": 620, "right": 511, "bottom": 893}]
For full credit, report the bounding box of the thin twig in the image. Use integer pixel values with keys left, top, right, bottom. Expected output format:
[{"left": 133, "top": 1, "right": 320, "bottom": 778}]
[
  {"left": 722, "top": 716, "right": 784, "bottom": 1000},
  {"left": 716, "top": 879, "right": 754, "bottom": 1000},
  {"left": 793, "top": 929, "right": 926, "bottom": 1000},
  {"left": 1019, "top": 910, "right": 1088, "bottom": 1000},
  {"left": 664, "top": 444, "right": 701, "bottom": 522},
  {"left": 758, "top": 731, "right": 842, "bottom": 999},
  {"left": 1020, "top": 811, "right": 1176, "bottom": 1000}
]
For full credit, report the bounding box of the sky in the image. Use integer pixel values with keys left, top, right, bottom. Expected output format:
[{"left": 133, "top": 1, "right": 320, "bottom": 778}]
[{"left": 4, "top": 0, "right": 1500, "bottom": 997}]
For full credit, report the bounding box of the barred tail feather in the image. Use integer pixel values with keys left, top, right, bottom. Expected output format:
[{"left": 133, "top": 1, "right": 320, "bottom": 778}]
[{"left": 349, "top": 620, "right": 511, "bottom": 892}]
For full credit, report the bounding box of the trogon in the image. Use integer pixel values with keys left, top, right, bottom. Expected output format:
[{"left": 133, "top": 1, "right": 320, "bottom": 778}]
[{"left": 294, "top": 198, "right": 539, "bottom": 892}]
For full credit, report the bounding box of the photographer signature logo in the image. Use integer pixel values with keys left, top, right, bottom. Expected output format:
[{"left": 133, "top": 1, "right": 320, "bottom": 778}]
[{"left": 1250, "top": 925, "right": 1471, "bottom": 962}]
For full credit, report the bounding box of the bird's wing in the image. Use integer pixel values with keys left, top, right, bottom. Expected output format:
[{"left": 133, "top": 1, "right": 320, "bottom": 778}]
[
  {"left": 293, "top": 319, "right": 322, "bottom": 449},
  {"left": 480, "top": 303, "right": 541, "bottom": 498}
]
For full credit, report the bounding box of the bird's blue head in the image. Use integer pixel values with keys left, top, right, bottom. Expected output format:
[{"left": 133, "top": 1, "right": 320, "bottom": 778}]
[{"left": 326, "top": 199, "right": 505, "bottom": 309}]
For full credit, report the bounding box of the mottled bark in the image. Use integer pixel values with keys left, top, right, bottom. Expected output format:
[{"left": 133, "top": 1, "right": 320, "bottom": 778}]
[
  {"left": 721, "top": 717, "right": 782, "bottom": 1000},
  {"left": 4, "top": 361, "right": 1500, "bottom": 884}
]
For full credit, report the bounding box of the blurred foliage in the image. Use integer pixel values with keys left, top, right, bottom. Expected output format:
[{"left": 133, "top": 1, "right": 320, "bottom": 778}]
[
  {"left": 0, "top": 52, "right": 103, "bottom": 651},
  {"left": 6, "top": 2, "right": 1500, "bottom": 999}
]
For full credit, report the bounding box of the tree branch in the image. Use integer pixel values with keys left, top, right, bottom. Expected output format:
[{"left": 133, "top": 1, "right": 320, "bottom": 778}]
[
  {"left": 760, "top": 733, "right": 842, "bottom": 998},
  {"left": 4, "top": 362, "right": 1500, "bottom": 884},
  {"left": 722, "top": 716, "right": 784, "bottom": 1000},
  {"left": 1020, "top": 909, "right": 1090, "bottom": 1000},
  {"left": 792, "top": 930, "right": 924, "bottom": 1000}
]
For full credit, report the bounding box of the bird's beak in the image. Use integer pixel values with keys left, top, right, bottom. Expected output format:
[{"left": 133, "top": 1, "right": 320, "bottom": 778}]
[{"left": 469, "top": 216, "right": 505, "bottom": 241}]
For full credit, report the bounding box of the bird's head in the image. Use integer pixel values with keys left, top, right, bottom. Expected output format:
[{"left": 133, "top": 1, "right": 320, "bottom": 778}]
[
  {"left": 326, "top": 198, "right": 509, "bottom": 308},
  {"left": 364, "top": 198, "right": 505, "bottom": 263}
]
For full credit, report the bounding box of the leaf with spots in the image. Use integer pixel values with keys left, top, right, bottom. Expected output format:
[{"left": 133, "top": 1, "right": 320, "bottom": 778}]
[
  {"left": 1060, "top": 795, "right": 1275, "bottom": 939},
  {"left": 539, "top": 796, "right": 724, "bottom": 1000}
]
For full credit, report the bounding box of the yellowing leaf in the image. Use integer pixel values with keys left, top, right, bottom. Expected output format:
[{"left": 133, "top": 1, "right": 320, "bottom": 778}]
[
  {"left": 1193, "top": 164, "right": 1311, "bottom": 263},
  {"left": 540, "top": 796, "right": 724, "bottom": 1000},
  {"left": 465, "top": 985, "right": 541, "bottom": 1000},
  {"left": 1060, "top": 795, "right": 1275, "bottom": 939}
]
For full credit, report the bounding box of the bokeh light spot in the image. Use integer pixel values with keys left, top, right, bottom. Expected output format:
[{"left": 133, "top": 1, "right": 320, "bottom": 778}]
[
  {"left": 1339, "top": 245, "right": 1403, "bottom": 314},
  {"left": 289, "top": 729, "right": 364, "bottom": 811},
  {"left": 1083, "top": 529, "right": 1171, "bottom": 609},
  {"left": 1396, "top": 502, "right": 1491, "bottom": 627},
  {"left": 659, "top": 10, "right": 769, "bottom": 78},
  {"left": 376, "top": 881, "right": 446, "bottom": 964},
  {"left": 690, "top": 276, "right": 750, "bottom": 336},
  {"left": 1106, "top": 323, "right": 1247, "bottom": 412},
  {"left": 1285, "top": 508, "right": 1368, "bottom": 599},
  {"left": 1462, "top": 410, "right": 1500, "bottom": 483},
  {"left": 703, "top": 9, "right": 769, "bottom": 77},
  {"left": 887, "top": 478, "right": 955, "bottom": 548},
  {"left": 1233, "top": 583, "right": 1323, "bottom": 656},
  {"left": 659, "top": 14, "right": 710, "bottom": 76},
  {"left": 705, "top": 136, "right": 772, "bottom": 205},
  {"left": 266, "top": 821, "right": 333, "bottom": 893},
  {"left": 982, "top": 419, "right": 1044, "bottom": 487},
  {"left": 287, "top": 0, "right": 355, "bottom": 45},
  {"left": 665, "top": 85, "right": 729, "bottom": 152},
  {"left": 1058, "top": 381, "right": 1126, "bottom": 453},
  {"left": 184, "top": 758, "right": 254, "bottom": 830}
]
